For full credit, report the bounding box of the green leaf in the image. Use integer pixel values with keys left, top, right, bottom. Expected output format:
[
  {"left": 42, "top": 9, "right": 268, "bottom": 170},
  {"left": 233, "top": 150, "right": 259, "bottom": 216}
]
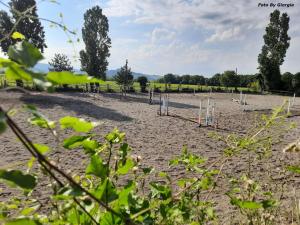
[
  {"left": 11, "top": 32, "right": 25, "bottom": 40},
  {"left": 47, "top": 71, "right": 99, "bottom": 85},
  {"left": 5, "top": 63, "right": 33, "bottom": 81},
  {"left": 63, "top": 136, "right": 89, "bottom": 149},
  {"left": 287, "top": 166, "right": 300, "bottom": 174},
  {"left": 8, "top": 41, "right": 43, "bottom": 67},
  {"left": 94, "top": 178, "right": 118, "bottom": 203},
  {"left": 82, "top": 139, "right": 99, "bottom": 154},
  {"left": 0, "top": 112, "right": 6, "bottom": 135},
  {"left": 86, "top": 155, "right": 108, "bottom": 180},
  {"left": 118, "top": 181, "right": 135, "bottom": 207},
  {"left": 142, "top": 167, "right": 154, "bottom": 175},
  {"left": 117, "top": 158, "right": 135, "bottom": 175},
  {"left": 25, "top": 105, "right": 55, "bottom": 129},
  {"left": 261, "top": 199, "right": 277, "bottom": 209},
  {"left": 28, "top": 117, "right": 55, "bottom": 129},
  {"left": 33, "top": 143, "right": 50, "bottom": 154},
  {"left": 60, "top": 116, "right": 95, "bottom": 133},
  {"left": 0, "top": 170, "right": 37, "bottom": 190},
  {"left": 150, "top": 182, "right": 172, "bottom": 200},
  {"left": 230, "top": 198, "right": 262, "bottom": 210},
  {"left": 5, "top": 218, "right": 42, "bottom": 225},
  {"left": 105, "top": 128, "right": 125, "bottom": 144},
  {"left": 100, "top": 212, "right": 121, "bottom": 225}
]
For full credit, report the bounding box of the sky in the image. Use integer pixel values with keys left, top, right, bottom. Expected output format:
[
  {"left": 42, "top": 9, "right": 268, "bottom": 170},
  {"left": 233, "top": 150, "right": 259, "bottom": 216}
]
[{"left": 0, "top": 0, "right": 299, "bottom": 77}]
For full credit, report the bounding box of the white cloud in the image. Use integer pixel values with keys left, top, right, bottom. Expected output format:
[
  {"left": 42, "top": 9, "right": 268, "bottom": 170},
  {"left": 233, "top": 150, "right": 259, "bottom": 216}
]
[
  {"left": 101, "top": 0, "right": 300, "bottom": 75},
  {"left": 206, "top": 27, "right": 244, "bottom": 43},
  {"left": 150, "top": 28, "right": 176, "bottom": 43}
]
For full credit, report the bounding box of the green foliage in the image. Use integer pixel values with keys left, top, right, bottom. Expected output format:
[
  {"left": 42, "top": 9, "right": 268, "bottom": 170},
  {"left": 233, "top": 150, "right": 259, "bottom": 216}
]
[
  {"left": 8, "top": 41, "right": 44, "bottom": 67},
  {"left": 220, "top": 70, "right": 239, "bottom": 87},
  {"left": 0, "top": 27, "right": 299, "bottom": 225},
  {"left": 114, "top": 60, "right": 134, "bottom": 90},
  {"left": 0, "top": 169, "right": 36, "bottom": 191},
  {"left": 59, "top": 116, "right": 98, "bottom": 133},
  {"left": 258, "top": 10, "right": 291, "bottom": 91},
  {"left": 0, "top": 0, "right": 47, "bottom": 53},
  {"left": 48, "top": 53, "right": 74, "bottom": 72},
  {"left": 281, "top": 72, "right": 294, "bottom": 91},
  {"left": 80, "top": 5, "right": 111, "bottom": 80},
  {"left": 137, "top": 76, "right": 148, "bottom": 92}
]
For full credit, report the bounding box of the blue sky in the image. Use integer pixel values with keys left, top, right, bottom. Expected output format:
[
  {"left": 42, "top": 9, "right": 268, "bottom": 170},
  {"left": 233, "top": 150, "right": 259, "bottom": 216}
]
[{"left": 1, "top": 0, "right": 300, "bottom": 76}]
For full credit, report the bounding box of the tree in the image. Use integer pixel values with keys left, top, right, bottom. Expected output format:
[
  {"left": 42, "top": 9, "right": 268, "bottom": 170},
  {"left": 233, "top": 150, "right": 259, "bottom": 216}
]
[
  {"left": 49, "top": 54, "right": 73, "bottom": 72},
  {"left": 0, "top": 0, "right": 47, "bottom": 54},
  {"left": 163, "top": 73, "right": 177, "bottom": 84},
  {"left": 114, "top": 60, "right": 133, "bottom": 90},
  {"left": 220, "top": 70, "right": 239, "bottom": 88},
  {"left": 258, "top": 10, "right": 290, "bottom": 91},
  {"left": 281, "top": 72, "right": 294, "bottom": 91},
  {"left": 190, "top": 75, "right": 205, "bottom": 85},
  {"left": 80, "top": 6, "right": 111, "bottom": 80},
  {"left": 181, "top": 75, "right": 191, "bottom": 84},
  {"left": 137, "top": 76, "right": 148, "bottom": 92},
  {"left": 294, "top": 72, "right": 300, "bottom": 94},
  {"left": 208, "top": 73, "right": 221, "bottom": 86}
]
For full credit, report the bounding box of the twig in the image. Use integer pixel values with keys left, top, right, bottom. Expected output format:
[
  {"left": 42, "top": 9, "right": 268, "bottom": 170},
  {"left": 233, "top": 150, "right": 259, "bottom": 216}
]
[{"left": 1, "top": 106, "right": 136, "bottom": 225}]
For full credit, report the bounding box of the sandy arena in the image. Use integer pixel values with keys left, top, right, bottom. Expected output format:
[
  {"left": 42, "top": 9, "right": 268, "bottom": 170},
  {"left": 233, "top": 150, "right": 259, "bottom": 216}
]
[{"left": 1, "top": 91, "right": 300, "bottom": 223}]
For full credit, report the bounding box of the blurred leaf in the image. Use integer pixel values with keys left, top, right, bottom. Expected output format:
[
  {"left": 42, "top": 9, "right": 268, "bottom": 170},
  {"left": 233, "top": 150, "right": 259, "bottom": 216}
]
[
  {"left": 287, "top": 166, "right": 300, "bottom": 174},
  {"left": 94, "top": 178, "right": 118, "bottom": 203},
  {"left": 33, "top": 143, "right": 50, "bottom": 155},
  {"left": 0, "top": 112, "right": 6, "bottom": 135},
  {"left": 117, "top": 158, "right": 135, "bottom": 175},
  {"left": 8, "top": 41, "right": 43, "bottom": 67},
  {"left": 11, "top": 32, "right": 25, "bottom": 40},
  {"left": 261, "top": 199, "right": 277, "bottom": 209},
  {"left": 63, "top": 136, "right": 89, "bottom": 149},
  {"left": 230, "top": 198, "right": 262, "bottom": 210},
  {"left": 47, "top": 71, "right": 101, "bottom": 85},
  {"left": 28, "top": 117, "right": 55, "bottom": 129},
  {"left": 5, "top": 218, "right": 42, "bottom": 225},
  {"left": 82, "top": 139, "right": 99, "bottom": 154},
  {"left": 118, "top": 181, "right": 135, "bottom": 206},
  {"left": 5, "top": 63, "right": 32, "bottom": 81},
  {"left": 86, "top": 155, "right": 108, "bottom": 180},
  {"left": 0, "top": 170, "right": 37, "bottom": 190},
  {"left": 100, "top": 212, "right": 121, "bottom": 225},
  {"left": 142, "top": 167, "right": 154, "bottom": 175},
  {"left": 105, "top": 128, "right": 125, "bottom": 144},
  {"left": 60, "top": 116, "right": 95, "bottom": 133}
]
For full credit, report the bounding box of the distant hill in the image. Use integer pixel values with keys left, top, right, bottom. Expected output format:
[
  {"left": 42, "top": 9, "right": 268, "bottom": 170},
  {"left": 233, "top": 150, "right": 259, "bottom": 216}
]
[{"left": 34, "top": 63, "right": 161, "bottom": 81}]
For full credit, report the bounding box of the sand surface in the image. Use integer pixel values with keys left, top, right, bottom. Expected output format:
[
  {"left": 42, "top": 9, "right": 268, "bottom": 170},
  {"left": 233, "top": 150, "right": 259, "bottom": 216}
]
[{"left": 0, "top": 91, "right": 300, "bottom": 223}]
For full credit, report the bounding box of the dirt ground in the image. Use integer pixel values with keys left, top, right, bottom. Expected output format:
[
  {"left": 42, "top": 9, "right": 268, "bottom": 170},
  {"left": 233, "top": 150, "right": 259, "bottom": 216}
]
[{"left": 0, "top": 91, "right": 300, "bottom": 224}]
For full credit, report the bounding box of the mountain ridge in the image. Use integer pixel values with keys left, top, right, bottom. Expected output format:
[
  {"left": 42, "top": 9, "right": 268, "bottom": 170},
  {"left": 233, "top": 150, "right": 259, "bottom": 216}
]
[{"left": 34, "top": 63, "right": 161, "bottom": 81}]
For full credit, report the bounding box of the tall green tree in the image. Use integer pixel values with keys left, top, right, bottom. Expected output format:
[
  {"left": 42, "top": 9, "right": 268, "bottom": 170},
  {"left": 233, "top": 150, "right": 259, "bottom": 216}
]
[
  {"left": 220, "top": 70, "right": 239, "bottom": 88},
  {"left": 258, "top": 10, "right": 290, "bottom": 91},
  {"left": 137, "top": 76, "right": 148, "bottom": 92},
  {"left": 0, "top": 0, "right": 47, "bottom": 54},
  {"left": 281, "top": 72, "right": 294, "bottom": 91},
  {"left": 114, "top": 59, "right": 133, "bottom": 89},
  {"left": 49, "top": 54, "right": 73, "bottom": 72},
  {"left": 80, "top": 6, "right": 111, "bottom": 80}
]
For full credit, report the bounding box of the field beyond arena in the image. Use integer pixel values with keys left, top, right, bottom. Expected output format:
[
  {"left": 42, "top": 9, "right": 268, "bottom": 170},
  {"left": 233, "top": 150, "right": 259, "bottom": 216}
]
[{"left": 1, "top": 91, "right": 300, "bottom": 223}]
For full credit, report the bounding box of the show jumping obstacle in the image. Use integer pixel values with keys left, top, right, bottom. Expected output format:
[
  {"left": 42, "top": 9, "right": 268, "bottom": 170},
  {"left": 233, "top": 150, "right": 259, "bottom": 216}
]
[{"left": 157, "top": 94, "right": 218, "bottom": 128}]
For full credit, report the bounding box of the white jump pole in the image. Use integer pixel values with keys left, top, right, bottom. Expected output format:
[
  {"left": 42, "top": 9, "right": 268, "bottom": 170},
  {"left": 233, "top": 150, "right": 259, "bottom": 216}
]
[
  {"left": 198, "top": 100, "right": 202, "bottom": 126},
  {"left": 292, "top": 93, "right": 296, "bottom": 106},
  {"left": 206, "top": 98, "right": 210, "bottom": 126},
  {"left": 166, "top": 94, "right": 169, "bottom": 116},
  {"left": 212, "top": 102, "right": 215, "bottom": 125},
  {"left": 240, "top": 91, "right": 243, "bottom": 104}
]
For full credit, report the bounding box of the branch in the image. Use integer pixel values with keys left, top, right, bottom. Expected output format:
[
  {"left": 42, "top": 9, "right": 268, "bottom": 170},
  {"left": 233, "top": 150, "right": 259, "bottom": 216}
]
[{"left": 0, "top": 106, "right": 136, "bottom": 225}]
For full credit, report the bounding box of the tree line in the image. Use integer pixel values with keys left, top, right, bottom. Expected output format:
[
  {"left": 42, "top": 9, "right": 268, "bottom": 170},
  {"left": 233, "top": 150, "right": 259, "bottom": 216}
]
[{"left": 0, "top": 1, "right": 299, "bottom": 94}]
